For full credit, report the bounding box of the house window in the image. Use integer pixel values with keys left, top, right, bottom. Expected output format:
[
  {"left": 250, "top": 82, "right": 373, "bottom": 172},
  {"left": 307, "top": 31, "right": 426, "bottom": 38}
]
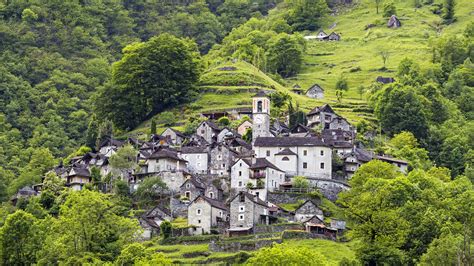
[
  {"left": 196, "top": 209, "right": 202, "bottom": 215},
  {"left": 185, "top": 191, "right": 190, "bottom": 198},
  {"left": 197, "top": 155, "right": 201, "bottom": 159},
  {"left": 219, "top": 211, "right": 223, "bottom": 217},
  {"left": 209, "top": 192, "right": 214, "bottom": 198},
  {"left": 303, "top": 150, "right": 307, "bottom": 156},
  {"left": 257, "top": 101, "right": 263, "bottom": 112},
  {"left": 201, "top": 130, "right": 205, "bottom": 134},
  {"left": 198, "top": 219, "right": 201, "bottom": 224},
  {"left": 255, "top": 192, "right": 260, "bottom": 198},
  {"left": 239, "top": 206, "right": 245, "bottom": 212},
  {"left": 239, "top": 214, "right": 245, "bottom": 221},
  {"left": 239, "top": 162, "right": 242, "bottom": 167},
  {"left": 239, "top": 194, "right": 245, "bottom": 202},
  {"left": 238, "top": 181, "right": 242, "bottom": 187},
  {"left": 266, "top": 150, "right": 270, "bottom": 156},
  {"left": 282, "top": 156, "right": 289, "bottom": 161},
  {"left": 217, "top": 155, "right": 222, "bottom": 160},
  {"left": 239, "top": 171, "right": 242, "bottom": 176},
  {"left": 320, "top": 150, "right": 324, "bottom": 156},
  {"left": 186, "top": 184, "right": 190, "bottom": 188},
  {"left": 197, "top": 162, "right": 201, "bottom": 167},
  {"left": 320, "top": 163, "right": 325, "bottom": 169},
  {"left": 303, "top": 162, "right": 308, "bottom": 169},
  {"left": 222, "top": 164, "right": 226, "bottom": 168}
]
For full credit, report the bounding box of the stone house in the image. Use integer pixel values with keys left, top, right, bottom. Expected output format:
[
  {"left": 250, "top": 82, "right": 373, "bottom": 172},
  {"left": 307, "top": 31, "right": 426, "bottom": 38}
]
[
  {"left": 217, "top": 127, "right": 241, "bottom": 142},
  {"left": 140, "top": 206, "right": 172, "bottom": 239},
  {"left": 230, "top": 158, "right": 252, "bottom": 192},
  {"left": 328, "top": 117, "right": 353, "bottom": 132},
  {"left": 376, "top": 155, "right": 408, "bottom": 173},
  {"left": 290, "top": 124, "right": 313, "bottom": 137},
  {"left": 161, "top": 127, "right": 187, "bottom": 146},
  {"left": 294, "top": 200, "right": 324, "bottom": 222},
  {"left": 322, "top": 129, "right": 354, "bottom": 156},
  {"left": 253, "top": 137, "right": 332, "bottom": 179},
  {"left": 248, "top": 158, "right": 285, "bottom": 200},
  {"left": 67, "top": 167, "right": 91, "bottom": 191},
  {"left": 209, "top": 143, "right": 239, "bottom": 177},
  {"left": 98, "top": 138, "right": 124, "bottom": 157},
  {"left": 228, "top": 191, "right": 271, "bottom": 235},
  {"left": 271, "top": 120, "right": 290, "bottom": 136},
  {"left": 326, "top": 32, "right": 341, "bottom": 41},
  {"left": 307, "top": 104, "right": 338, "bottom": 129},
  {"left": 316, "top": 30, "right": 327, "bottom": 40},
  {"left": 237, "top": 120, "right": 252, "bottom": 136},
  {"left": 180, "top": 176, "right": 205, "bottom": 201},
  {"left": 387, "top": 15, "right": 401, "bottom": 28},
  {"left": 226, "top": 138, "right": 252, "bottom": 155},
  {"left": 203, "top": 180, "right": 224, "bottom": 200},
  {"left": 196, "top": 120, "right": 221, "bottom": 144},
  {"left": 188, "top": 195, "right": 229, "bottom": 234},
  {"left": 78, "top": 152, "right": 110, "bottom": 177},
  {"left": 306, "top": 84, "right": 324, "bottom": 99},
  {"left": 343, "top": 148, "right": 373, "bottom": 178},
  {"left": 146, "top": 149, "right": 187, "bottom": 173},
  {"left": 179, "top": 146, "right": 209, "bottom": 174}
]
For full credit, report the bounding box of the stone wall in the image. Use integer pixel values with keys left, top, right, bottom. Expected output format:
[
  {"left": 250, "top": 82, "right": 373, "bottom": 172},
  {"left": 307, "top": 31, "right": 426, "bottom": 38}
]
[
  {"left": 307, "top": 178, "right": 350, "bottom": 201},
  {"left": 253, "top": 224, "right": 304, "bottom": 234},
  {"left": 209, "top": 239, "right": 282, "bottom": 252},
  {"left": 267, "top": 191, "right": 309, "bottom": 205}
]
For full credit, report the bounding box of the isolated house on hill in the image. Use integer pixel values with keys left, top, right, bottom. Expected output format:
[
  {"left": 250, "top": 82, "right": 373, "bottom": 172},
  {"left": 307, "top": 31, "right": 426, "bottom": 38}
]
[
  {"left": 237, "top": 120, "right": 252, "bottom": 136},
  {"left": 326, "top": 32, "right": 341, "bottom": 41},
  {"left": 306, "top": 84, "right": 324, "bottom": 99},
  {"left": 387, "top": 15, "right": 401, "bottom": 28},
  {"left": 316, "top": 31, "right": 328, "bottom": 40},
  {"left": 67, "top": 167, "right": 91, "bottom": 191}
]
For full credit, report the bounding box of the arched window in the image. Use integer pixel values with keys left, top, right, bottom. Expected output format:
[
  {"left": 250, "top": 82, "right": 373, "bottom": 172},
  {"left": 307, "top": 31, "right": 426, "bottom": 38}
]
[
  {"left": 282, "top": 156, "right": 290, "bottom": 161},
  {"left": 257, "top": 101, "right": 263, "bottom": 112}
]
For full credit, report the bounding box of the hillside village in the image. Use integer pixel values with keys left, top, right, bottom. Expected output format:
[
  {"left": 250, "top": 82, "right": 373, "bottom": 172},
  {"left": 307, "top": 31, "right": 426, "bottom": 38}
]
[{"left": 18, "top": 91, "right": 409, "bottom": 242}]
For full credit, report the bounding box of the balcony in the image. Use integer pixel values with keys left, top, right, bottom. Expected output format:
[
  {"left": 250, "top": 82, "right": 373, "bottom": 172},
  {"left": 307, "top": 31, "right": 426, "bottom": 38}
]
[{"left": 250, "top": 172, "right": 266, "bottom": 179}]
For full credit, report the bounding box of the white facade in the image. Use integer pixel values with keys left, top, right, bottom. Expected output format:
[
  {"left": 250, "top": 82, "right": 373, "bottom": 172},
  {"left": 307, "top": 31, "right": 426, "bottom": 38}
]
[
  {"left": 230, "top": 159, "right": 251, "bottom": 191},
  {"left": 252, "top": 94, "right": 272, "bottom": 143},
  {"left": 147, "top": 158, "right": 185, "bottom": 173},
  {"left": 254, "top": 145, "right": 332, "bottom": 179}
]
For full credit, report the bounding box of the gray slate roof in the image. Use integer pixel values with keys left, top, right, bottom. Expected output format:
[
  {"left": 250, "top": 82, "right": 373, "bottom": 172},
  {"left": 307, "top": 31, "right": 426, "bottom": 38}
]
[
  {"left": 249, "top": 158, "right": 283, "bottom": 172},
  {"left": 148, "top": 149, "right": 187, "bottom": 162},
  {"left": 254, "top": 137, "right": 328, "bottom": 147},
  {"left": 308, "top": 104, "right": 335, "bottom": 116}
]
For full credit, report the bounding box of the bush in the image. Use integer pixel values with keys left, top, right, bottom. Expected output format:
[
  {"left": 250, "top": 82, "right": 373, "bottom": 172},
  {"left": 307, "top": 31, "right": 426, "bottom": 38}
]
[
  {"left": 217, "top": 116, "right": 230, "bottom": 126},
  {"left": 383, "top": 2, "right": 397, "bottom": 17},
  {"left": 160, "top": 220, "right": 172, "bottom": 239},
  {"left": 158, "top": 111, "right": 176, "bottom": 126}
]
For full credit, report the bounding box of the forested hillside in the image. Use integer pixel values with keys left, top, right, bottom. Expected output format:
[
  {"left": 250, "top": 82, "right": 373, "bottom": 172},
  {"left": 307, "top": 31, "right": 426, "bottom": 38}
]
[{"left": 0, "top": 0, "right": 473, "bottom": 264}]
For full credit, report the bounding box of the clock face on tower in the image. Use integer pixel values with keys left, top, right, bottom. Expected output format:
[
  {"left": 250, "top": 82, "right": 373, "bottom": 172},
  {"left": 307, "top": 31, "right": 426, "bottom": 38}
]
[{"left": 255, "top": 116, "right": 262, "bottom": 123}]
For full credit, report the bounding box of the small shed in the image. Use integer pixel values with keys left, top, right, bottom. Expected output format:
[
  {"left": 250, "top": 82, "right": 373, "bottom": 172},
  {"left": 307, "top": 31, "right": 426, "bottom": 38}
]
[
  {"left": 317, "top": 31, "right": 328, "bottom": 40},
  {"left": 306, "top": 84, "right": 324, "bottom": 99},
  {"left": 376, "top": 76, "right": 395, "bottom": 84},
  {"left": 387, "top": 15, "right": 401, "bottom": 28}
]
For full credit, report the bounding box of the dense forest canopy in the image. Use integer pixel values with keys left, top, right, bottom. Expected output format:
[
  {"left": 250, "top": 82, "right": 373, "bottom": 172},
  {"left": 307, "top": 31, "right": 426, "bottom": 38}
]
[{"left": 0, "top": 0, "right": 473, "bottom": 264}]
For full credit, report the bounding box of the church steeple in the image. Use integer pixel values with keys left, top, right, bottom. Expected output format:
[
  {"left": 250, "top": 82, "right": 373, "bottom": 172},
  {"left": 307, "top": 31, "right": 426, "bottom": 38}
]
[{"left": 252, "top": 91, "right": 271, "bottom": 144}]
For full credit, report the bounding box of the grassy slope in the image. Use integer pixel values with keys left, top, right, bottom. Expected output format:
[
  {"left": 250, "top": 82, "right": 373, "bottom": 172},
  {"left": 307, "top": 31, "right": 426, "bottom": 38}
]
[
  {"left": 289, "top": 0, "right": 473, "bottom": 119},
  {"left": 149, "top": 238, "right": 355, "bottom": 265}
]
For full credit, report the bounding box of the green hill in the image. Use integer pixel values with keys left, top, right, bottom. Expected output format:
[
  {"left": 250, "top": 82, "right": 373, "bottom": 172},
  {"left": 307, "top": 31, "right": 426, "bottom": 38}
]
[{"left": 129, "top": 0, "right": 472, "bottom": 136}]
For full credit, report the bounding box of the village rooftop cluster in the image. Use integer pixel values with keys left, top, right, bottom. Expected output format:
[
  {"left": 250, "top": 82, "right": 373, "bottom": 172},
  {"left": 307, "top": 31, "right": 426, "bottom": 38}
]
[{"left": 17, "top": 91, "right": 408, "bottom": 239}]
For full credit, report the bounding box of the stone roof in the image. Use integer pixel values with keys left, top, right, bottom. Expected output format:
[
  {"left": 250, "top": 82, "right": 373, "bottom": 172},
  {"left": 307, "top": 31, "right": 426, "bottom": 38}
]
[
  {"left": 343, "top": 148, "right": 373, "bottom": 162},
  {"left": 275, "top": 148, "right": 298, "bottom": 156},
  {"left": 193, "top": 195, "right": 228, "bottom": 211},
  {"left": 253, "top": 90, "right": 269, "bottom": 98},
  {"left": 181, "top": 176, "right": 205, "bottom": 190},
  {"left": 306, "top": 84, "right": 324, "bottom": 94},
  {"left": 180, "top": 146, "right": 207, "bottom": 154},
  {"left": 148, "top": 149, "right": 187, "bottom": 162},
  {"left": 162, "top": 127, "right": 187, "bottom": 138},
  {"left": 295, "top": 199, "right": 319, "bottom": 213},
  {"left": 376, "top": 155, "right": 408, "bottom": 165},
  {"left": 308, "top": 104, "right": 335, "bottom": 116},
  {"left": 376, "top": 76, "right": 395, "bottom": 84},
  {"left": 70, "top": 167, "right": 90, "bottom": 177},
  {"left": 99, "top": 138, "right": 124, "bottom": 148},
  {"left": 249, "top": 158, "right": 283, "bottom": 172},
  {"left": 254, "top": 137, "right": 328, "bottom": 147},
  {"left": 201, "top": 120, "right": 220, "bottom": 131},
  {"left": 231, "top": 191, "right": 268, "bottom": 208}
]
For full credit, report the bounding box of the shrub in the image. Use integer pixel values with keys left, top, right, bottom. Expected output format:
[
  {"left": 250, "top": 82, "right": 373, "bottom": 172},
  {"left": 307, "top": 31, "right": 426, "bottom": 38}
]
[
  {"left": 383, "top": 2, "right": 397, "bottom": 17},
  {"left": 160, "top": 220, "right": 172, "bottom": 239},
  {"left": 158, "top": 111, "right": 176, "bottom": 126},
  {"left": 217, "top": 116, "right": 230, "bottom": 126}
]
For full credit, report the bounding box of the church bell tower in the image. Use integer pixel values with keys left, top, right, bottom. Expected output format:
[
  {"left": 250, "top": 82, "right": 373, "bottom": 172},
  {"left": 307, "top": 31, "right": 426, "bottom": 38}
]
[{"left": 252, "top": 91, "right": 271, "bottom": 144}]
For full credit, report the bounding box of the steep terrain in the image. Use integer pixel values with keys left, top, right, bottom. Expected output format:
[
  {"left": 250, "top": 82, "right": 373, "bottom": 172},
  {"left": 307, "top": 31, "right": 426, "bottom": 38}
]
[{"left": 131, "top": 0, "right": 473, "bottom": 137}]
